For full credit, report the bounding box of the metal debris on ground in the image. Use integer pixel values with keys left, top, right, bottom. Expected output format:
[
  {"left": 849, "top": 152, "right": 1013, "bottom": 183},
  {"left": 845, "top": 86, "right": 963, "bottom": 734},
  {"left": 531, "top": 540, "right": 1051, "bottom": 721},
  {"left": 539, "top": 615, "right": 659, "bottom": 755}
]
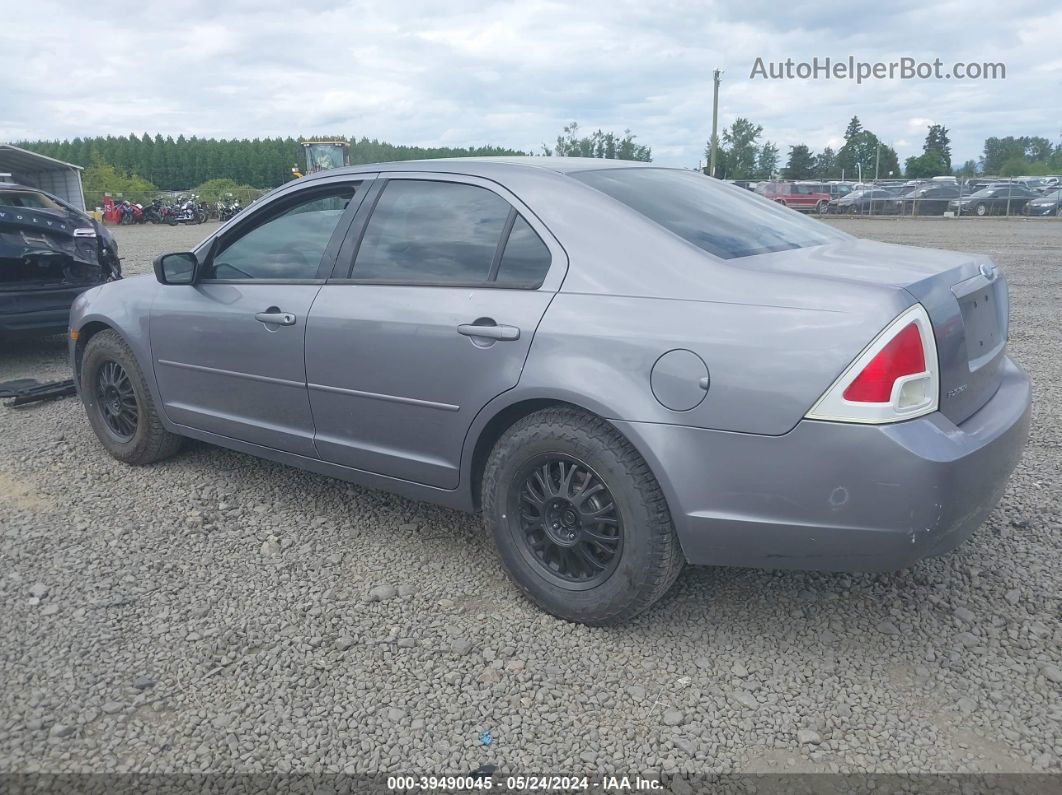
[{"left": 0, "top": 378, "right": 76, "bottom": 407}]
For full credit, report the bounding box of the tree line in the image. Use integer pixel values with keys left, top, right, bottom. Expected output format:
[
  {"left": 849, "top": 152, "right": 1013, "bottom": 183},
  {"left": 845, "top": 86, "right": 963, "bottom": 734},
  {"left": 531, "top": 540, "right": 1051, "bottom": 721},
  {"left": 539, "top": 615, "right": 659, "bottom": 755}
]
[
  {"left": 17, "top": 134, "right": 529, "bottom": 192},
  {"left": 17, "top": 120, "right": 1061, "bottom": 202},
  {"left": 16, "top": 123, "right": 651, "bottom": 202},
  {"left": 708, "top": 115, "right": 1062, "bottom": 181}
]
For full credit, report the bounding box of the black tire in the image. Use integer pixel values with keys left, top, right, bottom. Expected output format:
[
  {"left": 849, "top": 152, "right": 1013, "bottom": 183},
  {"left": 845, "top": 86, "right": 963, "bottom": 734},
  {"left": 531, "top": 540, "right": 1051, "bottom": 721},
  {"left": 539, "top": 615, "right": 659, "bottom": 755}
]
[
  {"left": 80, "top": 330, "right": 182, "bottom": 465},
  {"left": 482, "top": 407, "right": 684, "bottom": 625},
  {"left": 816, "top": 200, "right": 828, "bottom": 215},
  {"left": 975, "top": 203, "right": 988, "bottom": 217}
]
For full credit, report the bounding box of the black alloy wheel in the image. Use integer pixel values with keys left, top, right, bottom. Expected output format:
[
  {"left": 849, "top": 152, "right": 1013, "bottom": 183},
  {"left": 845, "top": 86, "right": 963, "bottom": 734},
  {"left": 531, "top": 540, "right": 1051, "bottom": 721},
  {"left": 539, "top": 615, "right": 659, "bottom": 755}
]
[
  {"left": 95, "top": 359, "right": 139, "bottom": 441},
  {"left": 512, "top": 455, "right": 623, "bottom": 589}
]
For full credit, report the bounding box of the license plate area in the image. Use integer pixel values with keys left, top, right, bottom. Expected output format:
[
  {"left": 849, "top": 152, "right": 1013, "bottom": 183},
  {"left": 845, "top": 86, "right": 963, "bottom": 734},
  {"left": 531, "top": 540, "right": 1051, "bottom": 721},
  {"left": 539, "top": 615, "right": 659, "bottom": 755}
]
[{"left": 953, "top": 272, "right": 1007, "bottom": 370}]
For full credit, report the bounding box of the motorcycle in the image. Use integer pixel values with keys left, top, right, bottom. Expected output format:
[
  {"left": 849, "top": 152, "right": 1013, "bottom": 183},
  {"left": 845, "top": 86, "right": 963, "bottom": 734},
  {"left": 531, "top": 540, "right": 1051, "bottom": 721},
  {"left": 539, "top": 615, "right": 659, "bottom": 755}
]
[
  {"left": 117, "top": 200, "right": 144, "bottom": 225},
  {"left": 217, "top": 198, "right": 242, "bottom": 222},
  {"left": 143, "top": 198, "right": 164, "bottom": 224},
  {"left": 166, "top": 197, "right": 207, "bottom": 225}
]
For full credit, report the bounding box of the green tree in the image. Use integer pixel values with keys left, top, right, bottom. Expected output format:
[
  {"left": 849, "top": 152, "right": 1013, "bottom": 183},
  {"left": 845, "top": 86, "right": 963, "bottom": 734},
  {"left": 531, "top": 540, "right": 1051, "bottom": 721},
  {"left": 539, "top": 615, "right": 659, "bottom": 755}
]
[
  {"left": 957, "top": 159, "right": 978, "bottom": 177},
  {"left": 982, "top": 137, "right": 1033, "bottom": 175},
  {"left": 876, "top": 144, "right": 901, "bottom": 179},
  {"left": 814, "top": 146, "right": 838, "bottom": 179},
  {"left": 783, "top": 144, "right": 817, "bottom": 180},
  {"left": 998, "top": 157, "right": 1050, "bottom": 177},
  {"left": 756, "top": 142, "right": 779, "bottom": 179},
  {"left": 81, "top": 161, "right": 157, "bottom": 208},
  {"left": 843, "top": 116, "right": 863, "bottom": 141},
  {"left": 548, "top": 122, "right": 651, "bottom": 161},
  {"left": 904, "top": 151, "right": 948, "bottom": 178},
  {"left": 837, "top": 126, "right": 897, "bottom": 181},
  {"left": 713, "top": 118, "right": 763, "bottom": 179},
  {"left": 923, "top": 124, "right": 952, "bottom": 172}
]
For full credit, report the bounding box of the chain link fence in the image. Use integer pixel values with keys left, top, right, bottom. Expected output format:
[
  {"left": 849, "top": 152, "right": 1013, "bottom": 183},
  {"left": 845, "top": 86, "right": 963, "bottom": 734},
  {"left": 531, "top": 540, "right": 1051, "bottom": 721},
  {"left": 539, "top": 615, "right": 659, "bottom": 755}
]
[{"left": 92, "top": 187, "right": 268, "bottom": 223}]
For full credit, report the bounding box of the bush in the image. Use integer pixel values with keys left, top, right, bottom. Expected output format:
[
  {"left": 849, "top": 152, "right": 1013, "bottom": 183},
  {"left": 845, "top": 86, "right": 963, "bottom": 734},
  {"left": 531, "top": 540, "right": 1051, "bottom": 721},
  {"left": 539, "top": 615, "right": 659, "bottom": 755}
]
[
  {"left": 82, "top": 162, "right": 157, "bottom": 208},
  {"left": 191, "top": 178, "right": 263, "bottom": 205}
]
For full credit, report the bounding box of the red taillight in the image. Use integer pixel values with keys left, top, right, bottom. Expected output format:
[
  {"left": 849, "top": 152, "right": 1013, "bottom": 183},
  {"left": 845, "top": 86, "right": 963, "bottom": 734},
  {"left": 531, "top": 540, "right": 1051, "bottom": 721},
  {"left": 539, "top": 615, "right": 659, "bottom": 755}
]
[{"left": 842, "top": 322, "right": 926, "bottom": 403}]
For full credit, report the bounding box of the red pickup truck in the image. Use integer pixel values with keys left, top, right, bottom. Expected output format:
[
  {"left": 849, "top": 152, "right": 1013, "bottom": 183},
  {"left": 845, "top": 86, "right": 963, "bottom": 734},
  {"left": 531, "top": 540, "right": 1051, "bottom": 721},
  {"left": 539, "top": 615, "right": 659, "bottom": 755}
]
[{"left": 755, "top": 181, "right": 833, "bottom": 213}]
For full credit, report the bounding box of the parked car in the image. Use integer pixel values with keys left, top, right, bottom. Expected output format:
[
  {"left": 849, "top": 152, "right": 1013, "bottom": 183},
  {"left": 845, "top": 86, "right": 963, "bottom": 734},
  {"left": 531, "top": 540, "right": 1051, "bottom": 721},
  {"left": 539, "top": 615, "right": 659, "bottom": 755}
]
[
  {"left": 826, "top": 188, "right": 896, "bottom": 214},
  {"left": 949, "top": 184, "right": 1040, "bottom": 216},
  {"left": 69, "top": 159, "right": 1030, "bottom": 625},
  {"left": 1, "top": 183, "right": 121, "bottom": 337},
  {"left": 1023, "top": 189, "right": 1062, "bottom": 216},
  {"left": 1016, "top": 177, "right": 1057, "bottom": 193},
  {"left": 755, "top": 181, "right": 832, "bottom": 213},
  {"left": 894, "top": 184, "right": 962, "bottom": 216},
  {"left": 825, "top": 182, "right": 855, "bottom": 199},
  {"left": 796, "top": 181, "right": 853, "bottom": 201}
]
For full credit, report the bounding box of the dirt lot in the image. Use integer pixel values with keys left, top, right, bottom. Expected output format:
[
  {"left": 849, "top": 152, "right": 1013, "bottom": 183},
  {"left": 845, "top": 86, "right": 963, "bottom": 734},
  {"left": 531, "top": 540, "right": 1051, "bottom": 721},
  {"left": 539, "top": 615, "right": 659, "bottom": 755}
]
[{"left": 1, "top": 218, "right": 1059, "bottom": 776}]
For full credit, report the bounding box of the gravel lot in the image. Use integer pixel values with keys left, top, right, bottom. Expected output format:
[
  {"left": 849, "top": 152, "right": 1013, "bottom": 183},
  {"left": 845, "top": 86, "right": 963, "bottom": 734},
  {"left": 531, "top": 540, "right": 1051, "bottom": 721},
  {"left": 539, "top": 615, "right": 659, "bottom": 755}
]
[{"left": 1, "top": 218, "right": 1059, "bottom": 777}]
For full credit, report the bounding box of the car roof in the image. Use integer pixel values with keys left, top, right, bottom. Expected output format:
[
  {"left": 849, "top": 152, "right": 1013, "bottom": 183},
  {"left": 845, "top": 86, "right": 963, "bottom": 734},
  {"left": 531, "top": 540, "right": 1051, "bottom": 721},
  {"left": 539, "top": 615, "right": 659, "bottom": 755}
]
[{"left": 302, "top": 156, "right": 660, "bottom": 181}]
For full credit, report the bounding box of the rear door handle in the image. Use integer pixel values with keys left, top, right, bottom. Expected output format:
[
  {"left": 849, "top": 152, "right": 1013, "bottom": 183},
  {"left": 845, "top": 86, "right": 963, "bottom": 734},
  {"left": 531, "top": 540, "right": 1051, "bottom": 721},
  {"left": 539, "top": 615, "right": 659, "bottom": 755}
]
[
  {"left": 457, "top": 323, "right": 520, "bottom": 341},
  {"left": 255, "top": 311, "right": 297, "bottom": 326}
]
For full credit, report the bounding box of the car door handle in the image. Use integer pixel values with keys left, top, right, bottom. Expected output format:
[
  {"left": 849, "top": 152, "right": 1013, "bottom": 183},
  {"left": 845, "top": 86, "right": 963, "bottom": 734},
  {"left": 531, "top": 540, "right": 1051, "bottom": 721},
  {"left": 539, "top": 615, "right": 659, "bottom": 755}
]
[
  {"left": 457, "top": 323, "right": 520, "bottom": 341},
  {"left": 254, "top": 311, "right": 297, "bottom": 326}
]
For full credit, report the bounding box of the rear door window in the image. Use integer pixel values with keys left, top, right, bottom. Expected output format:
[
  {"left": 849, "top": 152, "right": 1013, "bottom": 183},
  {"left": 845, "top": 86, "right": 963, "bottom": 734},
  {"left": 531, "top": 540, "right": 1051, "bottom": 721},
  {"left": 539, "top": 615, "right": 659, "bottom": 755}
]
[
  {"left": 353, "top": 180, "right": 509, "bottom": 284},
  {"left": 351, "top": 179, "right": 550, "bottom": 288}
]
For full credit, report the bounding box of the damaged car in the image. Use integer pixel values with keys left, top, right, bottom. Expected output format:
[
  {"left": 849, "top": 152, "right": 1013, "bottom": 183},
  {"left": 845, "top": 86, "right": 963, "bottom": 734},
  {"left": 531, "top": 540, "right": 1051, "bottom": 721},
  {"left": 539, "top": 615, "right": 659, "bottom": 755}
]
[{"left": 1, "top": 183, "right": 121, "bottom": 337}]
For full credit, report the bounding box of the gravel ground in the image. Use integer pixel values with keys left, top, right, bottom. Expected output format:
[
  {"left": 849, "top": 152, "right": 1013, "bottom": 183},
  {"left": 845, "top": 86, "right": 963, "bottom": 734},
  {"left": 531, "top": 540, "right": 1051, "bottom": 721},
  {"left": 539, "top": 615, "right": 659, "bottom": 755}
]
[{"left": 1, "top": 218, "right": 1059, "bottom": 777}]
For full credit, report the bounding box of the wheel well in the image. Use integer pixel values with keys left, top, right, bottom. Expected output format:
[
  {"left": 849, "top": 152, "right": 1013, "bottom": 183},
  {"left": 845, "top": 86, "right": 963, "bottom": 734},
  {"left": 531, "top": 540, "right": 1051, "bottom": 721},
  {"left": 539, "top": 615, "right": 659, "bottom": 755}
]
[
  {"left": 469, "top": 398, "right": 594, "bottom": 509},
  {"left": 73, "top": 321, "right": 116, "bottom": 383}
]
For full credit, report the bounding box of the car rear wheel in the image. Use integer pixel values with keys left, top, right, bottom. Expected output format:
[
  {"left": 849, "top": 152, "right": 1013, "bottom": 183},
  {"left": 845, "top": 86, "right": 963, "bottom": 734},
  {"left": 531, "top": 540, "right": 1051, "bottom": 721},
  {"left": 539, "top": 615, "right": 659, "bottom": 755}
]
[
  {"left": 482, "top": 407, "right": 684, "bottom": 625},
  {"left": 81, "top": 330, "right": 182, "bottom": 465}
]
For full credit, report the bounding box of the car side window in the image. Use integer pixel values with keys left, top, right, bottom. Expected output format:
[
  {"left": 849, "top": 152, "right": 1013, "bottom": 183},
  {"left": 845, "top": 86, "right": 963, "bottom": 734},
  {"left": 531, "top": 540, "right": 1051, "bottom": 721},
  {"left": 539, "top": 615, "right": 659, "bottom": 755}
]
[
  {"left": 495, "top": 216, "right": 551, "bottom": 288},
  {"left": 352, "top": 180, "right": 511, "bottom": 284},
  {"left": 204, "top": 185, "right": 356, "bottom": 280}
]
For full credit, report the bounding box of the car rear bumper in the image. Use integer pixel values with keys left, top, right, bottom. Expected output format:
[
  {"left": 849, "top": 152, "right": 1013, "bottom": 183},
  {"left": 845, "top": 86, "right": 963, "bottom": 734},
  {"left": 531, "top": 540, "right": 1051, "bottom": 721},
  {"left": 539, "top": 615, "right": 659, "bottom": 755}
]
[{"left": 615, "top": 356, "right": 1031, "bottom": 572}]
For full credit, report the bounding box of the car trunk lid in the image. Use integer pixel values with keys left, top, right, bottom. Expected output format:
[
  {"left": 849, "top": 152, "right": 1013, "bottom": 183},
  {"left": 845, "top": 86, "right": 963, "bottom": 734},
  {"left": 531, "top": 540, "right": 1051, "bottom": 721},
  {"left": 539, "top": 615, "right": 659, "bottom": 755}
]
[
  {"left": 0, "top": 207, "right": 105, "bottom": 289},
  {"left": 740, "top": 238, "right": 1008, "bottom": 425}
]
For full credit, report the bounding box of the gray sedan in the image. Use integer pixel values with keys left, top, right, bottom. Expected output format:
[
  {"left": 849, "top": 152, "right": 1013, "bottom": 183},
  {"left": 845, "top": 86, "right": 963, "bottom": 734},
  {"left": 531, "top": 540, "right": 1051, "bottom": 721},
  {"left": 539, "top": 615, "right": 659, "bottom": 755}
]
[{"left": 69, "top": 158, "right": 1030, "bottom": 625}]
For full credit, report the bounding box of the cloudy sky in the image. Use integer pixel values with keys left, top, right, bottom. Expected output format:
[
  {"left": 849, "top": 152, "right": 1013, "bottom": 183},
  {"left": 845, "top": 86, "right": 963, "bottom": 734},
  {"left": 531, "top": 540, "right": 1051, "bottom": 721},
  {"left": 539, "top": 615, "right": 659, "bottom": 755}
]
[{"left": 2, "top": 0, "right": 1060, "bottom": 168}]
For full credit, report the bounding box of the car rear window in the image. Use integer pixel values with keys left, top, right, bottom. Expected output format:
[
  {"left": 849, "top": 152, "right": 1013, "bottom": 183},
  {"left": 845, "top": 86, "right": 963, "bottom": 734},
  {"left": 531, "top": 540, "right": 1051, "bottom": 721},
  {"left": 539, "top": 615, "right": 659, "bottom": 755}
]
[
  {"left": 571, "top": 168, "right": 849, "bottom": 259},
  {"left": 0, "top": 190, "right": 63, "bottom": 210}
]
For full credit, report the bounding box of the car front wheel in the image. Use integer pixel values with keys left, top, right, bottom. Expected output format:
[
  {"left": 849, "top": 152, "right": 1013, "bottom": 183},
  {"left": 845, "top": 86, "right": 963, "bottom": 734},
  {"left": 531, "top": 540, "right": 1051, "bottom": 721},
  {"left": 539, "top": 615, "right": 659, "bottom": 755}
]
[
  {"left": 81, "top": 330, "right": 183, "bottom": 465},
  {"left": 482, "top": 407, "right": 684, "bottom": 625},
  {"left": 975, "top": 203, "right": 988, "bottom": 216}
]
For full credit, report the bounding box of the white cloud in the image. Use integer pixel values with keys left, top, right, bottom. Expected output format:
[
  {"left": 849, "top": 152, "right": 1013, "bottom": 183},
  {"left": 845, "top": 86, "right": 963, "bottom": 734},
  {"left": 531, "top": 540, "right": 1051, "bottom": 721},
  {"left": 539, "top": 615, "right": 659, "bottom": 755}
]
[{"left": 1, "top": 0, "right": 1059, "bottom": 167}]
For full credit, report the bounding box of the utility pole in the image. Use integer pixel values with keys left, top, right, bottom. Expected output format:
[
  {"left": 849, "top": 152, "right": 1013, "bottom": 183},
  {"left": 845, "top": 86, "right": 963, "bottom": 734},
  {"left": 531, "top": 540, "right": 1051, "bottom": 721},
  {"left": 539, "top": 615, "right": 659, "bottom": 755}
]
[
  {"left": 709, "top": 69, "right": 722, "bottom": 177},
  {"left": 874, "top": 142, "right": 881, "bottom": 181}
]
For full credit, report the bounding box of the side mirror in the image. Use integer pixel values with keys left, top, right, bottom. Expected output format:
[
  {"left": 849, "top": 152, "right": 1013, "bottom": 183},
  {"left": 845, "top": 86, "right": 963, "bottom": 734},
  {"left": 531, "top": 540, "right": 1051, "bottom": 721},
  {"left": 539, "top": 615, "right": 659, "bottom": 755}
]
[{"left": 153, "top": 252, "right": 198, "bottom": 285}]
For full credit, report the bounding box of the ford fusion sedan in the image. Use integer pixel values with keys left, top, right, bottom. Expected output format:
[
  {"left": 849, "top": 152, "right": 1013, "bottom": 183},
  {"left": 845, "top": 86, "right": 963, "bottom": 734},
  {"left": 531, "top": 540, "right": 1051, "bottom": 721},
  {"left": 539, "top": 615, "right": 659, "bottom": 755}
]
[
  {"left": 69, "top": 158, "right": 1030, "bottom": 625},
  {"left": 1, "top": 184, "right": 121, "bottom": 337}
]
